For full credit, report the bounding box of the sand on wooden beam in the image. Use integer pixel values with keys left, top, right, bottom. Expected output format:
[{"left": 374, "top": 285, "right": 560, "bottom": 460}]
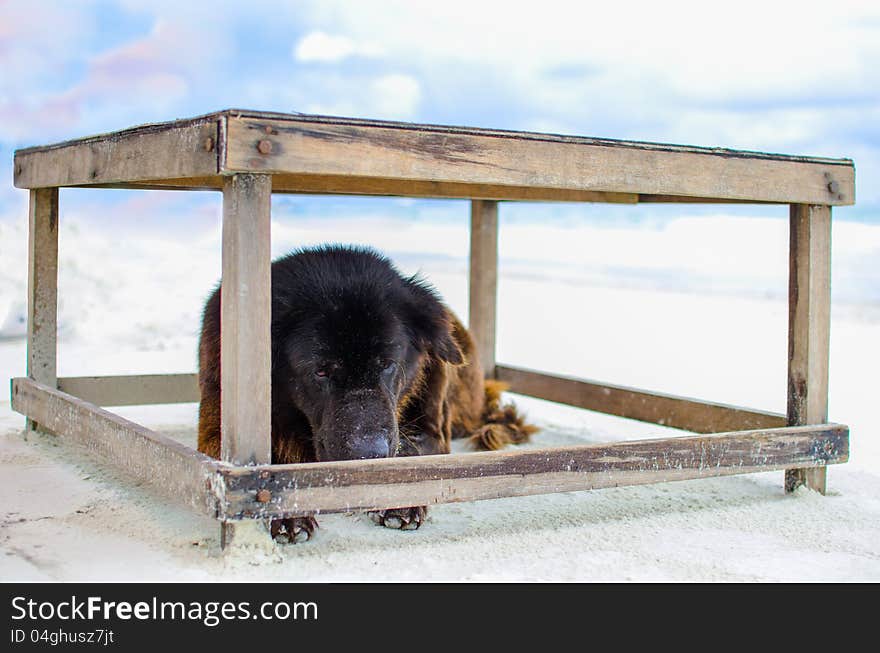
[
  {"left": 216, "top": 422, "right": 848, "bottom": 520},
  {"left": 10, "top": 377, "right": 221, "bottom": 517}
]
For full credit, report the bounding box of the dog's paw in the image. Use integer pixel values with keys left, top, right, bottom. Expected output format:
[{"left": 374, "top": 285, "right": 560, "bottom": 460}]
[
  {"left": 369, "top": 506, "right": 426, "bottom": 530},
  {"left": 270, "top": 516, "right": 318, "bottom": 544}
]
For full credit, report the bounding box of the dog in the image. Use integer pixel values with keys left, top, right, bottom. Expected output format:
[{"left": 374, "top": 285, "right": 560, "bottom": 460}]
[{"left": 197, "top": 245, "right": 536, "bottom": 542}]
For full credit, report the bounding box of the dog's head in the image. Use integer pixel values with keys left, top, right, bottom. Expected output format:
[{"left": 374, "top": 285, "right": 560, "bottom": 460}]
[{"left": 273, "top": 248, "right": 463, "bottom": 461}]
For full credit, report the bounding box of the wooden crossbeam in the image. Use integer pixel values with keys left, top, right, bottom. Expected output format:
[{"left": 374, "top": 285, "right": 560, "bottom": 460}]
[
  {"left": 14, "top": 110, "right": 854, "bottom": 206},
  {"left": 11, "top": 377, "right": 848, "bottom": 524},
  {"left": 217, "top": 422, "right": 848, "bottom": 520},
  {"left": 11, "top": 378, "right": 220, "bottom": 517},
  {"left": 496, "top": 365, "right": 787, "bottom": 433},
  {"left": 52, "top": 368, "right": 786, "bottom": 434},
  {"left": 58, "top": 373, "right": 199, "bottom": 406}
]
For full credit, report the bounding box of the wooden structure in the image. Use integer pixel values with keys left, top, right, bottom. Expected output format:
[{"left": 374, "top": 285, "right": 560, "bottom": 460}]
[{"left": 11, "top": 109, "right": 853, "bottom": 547}]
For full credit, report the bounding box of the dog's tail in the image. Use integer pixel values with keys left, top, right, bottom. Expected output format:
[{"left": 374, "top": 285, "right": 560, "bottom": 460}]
[{"left": 465, "top": 379, "right": 540, "bottom": 451}]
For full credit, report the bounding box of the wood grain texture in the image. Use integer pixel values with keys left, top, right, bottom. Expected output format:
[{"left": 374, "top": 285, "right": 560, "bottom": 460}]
[
  {"left": 27, "top": 188, "right": 58, "bottom": 387},
  {"left": 14, "top": 119, "right": 219, "bottom": 189},
  {"left": 786, "top": 204, "right": 832, "bottom": 494},
  {"left": 224, "top": 114, "right": 854, "bottom": 205},
  {"left": 496, "top": 365, "right": 787, "bottom": 433},
  {"left": 67, "top": 175, "right": 639, "bottom": 202},
  {"left": 469, "top": 200, "right": 498, "bottom": 375},
  {"left": 217, "top": 423, "right": 848, "bottom": 519},
  {"left": 15, "top": 109, "right": 854, "bottom": 204},
  {"left": 220, "top": 174, "right": 272, "bottom": 466},
  {"left": 58, "top": 374, "right": 199, "bottom": 406},
  {"left": 10, "top": 378, "right": 220, "bottom": 517},
  {"left": 26, "top": 188, "right": 59, "bottom": 432},
  {"left": 219, "top": 173, "right": 275, "bottom": 551},
  {"left": 66, "top": 177, "right": 797, "bottom": 204}
]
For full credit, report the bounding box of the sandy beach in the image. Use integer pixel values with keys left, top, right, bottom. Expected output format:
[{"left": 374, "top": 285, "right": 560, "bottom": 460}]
[{"left": 1, "top": 214, "right": 878, "bottom": 582}]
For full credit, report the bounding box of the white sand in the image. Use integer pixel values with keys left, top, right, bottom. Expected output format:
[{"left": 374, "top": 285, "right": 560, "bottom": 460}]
[{"left": 1, "top": 215, "right": 879, "bottom": 582}]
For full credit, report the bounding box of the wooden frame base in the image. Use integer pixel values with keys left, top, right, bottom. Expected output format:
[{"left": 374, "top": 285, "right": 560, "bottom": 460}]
[
  {"left": 11, "top": 376, "right": 849, "bottom": 523},
  {"left": 52, "top": 367, "right": 787, "bottom": 434}
]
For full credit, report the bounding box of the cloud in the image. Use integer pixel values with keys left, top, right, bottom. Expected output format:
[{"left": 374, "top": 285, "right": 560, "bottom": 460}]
[
  {"left": 291, "top": 1, "right": 880, "bottom": 146},
  {"left": 371, "top": 74, "right": 421, "bottom": 119},
  {"left": 1, "top": 0, "right": 879, "bottom": 214},
  {"left": 0, "top": 16, "right": 208, "bottom": 141},
  {"left": 298, "top": 0, "right": 880, "bottom": 100},
  {"left": 293, "top": 31, "right": 382, "bottom": 63}
]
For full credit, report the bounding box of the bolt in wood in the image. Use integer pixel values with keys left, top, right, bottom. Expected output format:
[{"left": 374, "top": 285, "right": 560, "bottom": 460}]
[{"left": 257, "top": 140, "right": 273, "bottom": 155}]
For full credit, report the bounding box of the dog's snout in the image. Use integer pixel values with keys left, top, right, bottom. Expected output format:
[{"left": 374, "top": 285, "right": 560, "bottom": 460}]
[{"left": 349, "top": 436, "right": 390, "bottom": 459}]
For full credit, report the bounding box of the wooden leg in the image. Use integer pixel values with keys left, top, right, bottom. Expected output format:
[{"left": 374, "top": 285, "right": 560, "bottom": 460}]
[
  {"left": 220, "top": 174, "right": 273, "bottom": 548},
  {"left": 785, "top": 204, "right": 831, "bottom": 494},
  {"left": 26, "top": 188, "right": 59, "bottom": 433},
  {"left": 469, "top": 200, "right": 499, "bottom": 377}
]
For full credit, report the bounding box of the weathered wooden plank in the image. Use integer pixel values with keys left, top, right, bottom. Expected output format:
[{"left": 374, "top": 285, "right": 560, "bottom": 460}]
[
  {"left": 14, "top": 119, "right": 219, "bottom": 189},
  {"left": 27, "top": 188, "right": 59, "bottom": 432},
  {"left": 74, "top": 175, "right": 639, "bottom": 202},
  {"left": 65, "top": 179, "right": 799, "bottom": 205},
  {"left": 638, "top": 194, "right": 782, "bottom": 204},
  {"left": 469, "top": 200, "right": 499, "bottom": 376},
  {"left": 786, "top": 204, "right": 832, "bottom": 494},
  {"left": 223, "top": 109, "right": 851, "bottom": 165},
  {"left": 58, "top": 374, "right": 199, "bottom": 406},
  {"left": 27, "top": 188, "right": 59, "bottom": 387},
  {"left": 254, "top": 175, "right": 641, "bottom": 203},
  {"left": 14, "top": 109, "right": 854, "bottom": 204},
  {"left": 19, "top": 108, "right": 849, "bottom": 166},
  {"left": 224, "top": 114, "right": 854, "bottom": 205},
  {"left": 220, "top": 174, "right": 273, "bottom": 547},
  {"left": 220, "top": 174, "right": 273, "bottom": 466},
  {"left": 496, "top": 365, "right": 787, "bottom": 433},
  {"left": 217, "top": 423, "right": 848, "bottom": 519},
  {"left": 10, "top": 378, "right": 220, "bottom": 517}
]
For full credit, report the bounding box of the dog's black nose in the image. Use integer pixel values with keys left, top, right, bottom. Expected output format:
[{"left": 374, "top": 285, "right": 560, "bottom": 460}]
[{"left": 349, "top": 438, "right": 390, "bottom": 459}]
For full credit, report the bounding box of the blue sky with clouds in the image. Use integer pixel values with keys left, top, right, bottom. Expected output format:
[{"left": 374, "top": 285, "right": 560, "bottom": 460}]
[{"left": 2, "top": 0, "right": 879, "bottom": 227}]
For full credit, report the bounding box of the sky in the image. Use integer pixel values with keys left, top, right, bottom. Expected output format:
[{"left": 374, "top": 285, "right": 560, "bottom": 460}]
[{"left": 1, "top": 0, "right": 879, "bottom": 228}]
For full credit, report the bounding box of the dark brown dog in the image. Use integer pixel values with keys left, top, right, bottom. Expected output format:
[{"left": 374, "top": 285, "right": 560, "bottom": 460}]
[{"left": 197, "top": 246, "right": 536, "bottom": 542}]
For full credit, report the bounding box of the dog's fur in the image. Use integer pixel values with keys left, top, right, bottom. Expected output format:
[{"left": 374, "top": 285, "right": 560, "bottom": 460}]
[{"left": 197, "top": 246, "right": 536, "bottom": 540}]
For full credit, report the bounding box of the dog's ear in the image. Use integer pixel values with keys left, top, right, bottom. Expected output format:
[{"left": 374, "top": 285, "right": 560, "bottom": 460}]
[
  {"left": 430, "top": 319, "right": 465, "bottom": 365},
  {"left": 403, "top": 277, "right": 465, "bottom": 366}
]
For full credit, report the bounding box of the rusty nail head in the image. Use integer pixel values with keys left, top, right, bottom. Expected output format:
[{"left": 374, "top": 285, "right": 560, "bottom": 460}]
[
  {"left": 827, "top": 180, "right": 840, "bottom": 194},
  {"left": 256, "top": 489, "right": 271, "bottom": 503},
  {"left": 838, "top": 193, "right": 844, "bottom": 201},
  {"left": 824, "top": 172, "right": 832, "bottom": 180},
  {"left": 257, "top": 139, "right": 273, "bottom": 154},
  {"left": 203, "top": 137, "right": 215, "bottom": 152}
]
